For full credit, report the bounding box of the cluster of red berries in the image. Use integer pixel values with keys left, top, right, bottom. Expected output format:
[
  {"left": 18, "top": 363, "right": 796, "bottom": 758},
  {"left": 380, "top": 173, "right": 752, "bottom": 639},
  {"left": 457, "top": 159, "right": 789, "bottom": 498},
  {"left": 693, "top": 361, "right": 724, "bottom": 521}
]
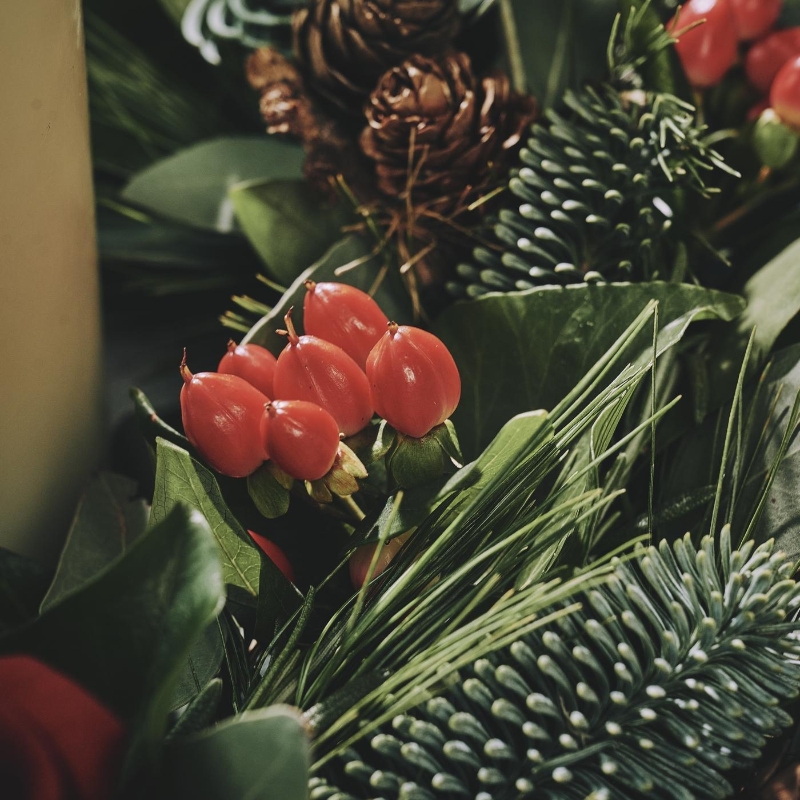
[
  {"left": 672, "top": 0, "right": 800, "bottom": 130},
  {"left": 179, "top": 281, "right": 461, "bottom": 484}
]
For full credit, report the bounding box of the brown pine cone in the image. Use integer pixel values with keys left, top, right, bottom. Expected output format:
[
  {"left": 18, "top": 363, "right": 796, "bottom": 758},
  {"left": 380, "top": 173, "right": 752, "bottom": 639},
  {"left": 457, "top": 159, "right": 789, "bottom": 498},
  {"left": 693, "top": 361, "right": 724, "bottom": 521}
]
[
  {"left": 293, "top": 0, "right": 460, "bottom": 110},
  {"left": 359, "top": 52, "right": 536, "bottom": 209}
]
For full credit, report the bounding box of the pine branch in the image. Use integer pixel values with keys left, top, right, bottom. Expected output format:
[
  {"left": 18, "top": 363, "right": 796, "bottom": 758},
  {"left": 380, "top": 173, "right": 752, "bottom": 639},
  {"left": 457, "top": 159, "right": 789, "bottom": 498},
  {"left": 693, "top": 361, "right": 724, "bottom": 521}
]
[{"left": 312, "top": 528, "right": 800, "bottom": 799}]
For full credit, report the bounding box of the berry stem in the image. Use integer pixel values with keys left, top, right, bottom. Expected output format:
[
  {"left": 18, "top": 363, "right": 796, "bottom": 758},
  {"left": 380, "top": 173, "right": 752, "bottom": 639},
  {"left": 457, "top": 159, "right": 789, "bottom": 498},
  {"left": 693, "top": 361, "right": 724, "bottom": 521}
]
[
  {"left": 387, "top": 321, "right": 399, "bottom": 337},
  {"left": 304, "top": 280, "right": 317, "bottom": 291},
  {"left": 179, "top": 348, "right": 193, "bottom": 383},
  {"left": 227, "top": 339, "right": 237, "bottom": 352},
  {"left": 283, "top": 307, "right": 300, "bottom": 345}
]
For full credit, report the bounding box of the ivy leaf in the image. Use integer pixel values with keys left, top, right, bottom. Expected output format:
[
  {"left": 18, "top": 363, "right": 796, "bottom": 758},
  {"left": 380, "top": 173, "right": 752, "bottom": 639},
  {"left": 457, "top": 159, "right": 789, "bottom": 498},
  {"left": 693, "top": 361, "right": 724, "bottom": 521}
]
[
  {"left": 0, "top": 504, "right": 225, "bottom": 776},
  {"left": 41, "top": 473, "right": 148, "bottom": 611},
  {"left": 229, "top": 179, "right": 354, "bottom": 286},
  {"left": 122, "top": 137, "right": 304, "bottom": 232},
  {"left": 243, "top": 235, "right": 412, "bottom": 355},
  {"left": 433, "top": 283, "right": 744, "bottom": 458},
  {"left": 171, "top": 622, "right": 226, "bottom": 711},
  {"left": 151, "top": 438, "right": 262, "bottom": 603},
  {"left": 163, "top": 706, "right": 311, "bottom": 800}
]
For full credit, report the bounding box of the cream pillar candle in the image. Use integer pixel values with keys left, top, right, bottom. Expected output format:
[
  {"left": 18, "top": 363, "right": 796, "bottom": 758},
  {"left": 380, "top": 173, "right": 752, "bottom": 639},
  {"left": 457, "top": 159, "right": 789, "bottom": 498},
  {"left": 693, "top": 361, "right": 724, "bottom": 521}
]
[{"left": 0, "top": 1, "right": 103, "bottom": 561}]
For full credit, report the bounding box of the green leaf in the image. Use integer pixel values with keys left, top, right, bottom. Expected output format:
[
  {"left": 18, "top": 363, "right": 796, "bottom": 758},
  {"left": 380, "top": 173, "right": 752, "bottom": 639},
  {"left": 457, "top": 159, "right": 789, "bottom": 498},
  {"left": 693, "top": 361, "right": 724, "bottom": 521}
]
[
  {"left": 171, "top": 622, "right": 226, "bottom": 711},
  {"left": 230, "top": 178, "right": 354, "bottom": 286},
  {"left": 166, "top": 678, "right": 224, "bottom": 742},
  {"left": 242, "top": 235, "right": 412, "bottom": 355},
  {"left": 433, "top": 283, "right": 744, "bottom": 458},
  {"left": 131, "top": 387, "right": 190, "bottom": 449},
  {"left": 0, "top": 505, "right": 224, "bottom": 774},
  {"left": 248, "top": 464, "right": 292, "bottom": 519},
  {"left": 121, "top": 137, "right": 304, "bottom": 232},
  {"left": 163, "top": 706, "right": 311, "bottom": 800},
  {"left": 152, "top": 438, "right": 262, "bottom": 603},
  {"left": 41, "top": 473, "right": 148, "bottom": 611},
  {"left": 0, "top": 549, "right": 51, "bottom": 635},
  {"left": 711, "top": 238, "right": 800, "bottom": 392},
  {"left": 509, "top": 0, "right": 617, "bottom": 108}
]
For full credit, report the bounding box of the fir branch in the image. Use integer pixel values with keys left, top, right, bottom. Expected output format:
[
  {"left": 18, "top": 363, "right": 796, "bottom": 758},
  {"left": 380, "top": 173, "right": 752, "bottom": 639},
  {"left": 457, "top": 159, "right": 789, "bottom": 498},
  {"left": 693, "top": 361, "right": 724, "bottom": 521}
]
[{"left": 312, "top": 529, "right": 800, "bottom": 799}]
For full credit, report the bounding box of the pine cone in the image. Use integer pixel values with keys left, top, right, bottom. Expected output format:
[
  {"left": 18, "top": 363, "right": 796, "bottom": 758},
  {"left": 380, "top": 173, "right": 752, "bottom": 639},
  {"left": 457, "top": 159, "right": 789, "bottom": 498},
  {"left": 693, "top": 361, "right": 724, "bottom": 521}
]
[
  {"left": 360, "top": 52, "right": 536, "bottom": 209},
  {"left": 247, "top": 47, "right": 319, "bottom": 138},
  {"left": 293, "top": 0, "right": 460, "bottom": 110}
]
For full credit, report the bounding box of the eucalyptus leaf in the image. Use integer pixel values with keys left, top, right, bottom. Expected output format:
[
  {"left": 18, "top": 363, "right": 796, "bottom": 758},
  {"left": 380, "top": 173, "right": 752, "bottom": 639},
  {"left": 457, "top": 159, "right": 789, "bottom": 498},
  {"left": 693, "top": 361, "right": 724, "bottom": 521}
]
[
  {"left": 0, "top": 549, "right": 51, "bottom": 635},
  {"left": 0, "top": 505, "right": 224, "bottom": 775},
  {"left": 41, "top": 473, "right": 148, "bottom": 611},
  {"left": 229, "top": 178, "right": 353, "bottom": 286},
  {"left": 242, "top": 235, "right": 412, "bottom": 355},
  {"left": 433, "top": 283, "right": 744, "bottom": 458},
  {"left": 122, "top": 137, "right": 304, "bottom": 232},
  {"left": 152, "top": 438, "right": 262, "bottom": 602},
  {"left": 163, "top": 706, "right": 310, "bottom": 800}
]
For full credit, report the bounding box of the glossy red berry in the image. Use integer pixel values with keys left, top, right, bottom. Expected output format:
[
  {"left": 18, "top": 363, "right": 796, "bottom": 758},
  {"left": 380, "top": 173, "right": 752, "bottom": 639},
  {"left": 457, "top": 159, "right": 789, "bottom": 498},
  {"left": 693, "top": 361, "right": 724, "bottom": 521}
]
[
  {"left": 260, "top": 400, "right": 340, "bottom": 481},
  {"left": 730, "top": 0, "right": 782, "bottom": 41},
  {"left": 349, "top": 532, "right": 410, "bottom": 589},
  {"left": 273, "top": 309, "right": 373, "bottom": 437},
  {"left": 672, "top": 0, "right": 739, "bottom": 87},
  {"left": 771, "top": 54, "right": 800, "bottom": 129},
  {"left": 745, "top": 27, "right": 800, "bottom": 92},
  {"left": 303, "top": 281, "right": 389, "bottom": 369},
  {"left": 248, "top": 530, "right": 295, "bottom": 583},
  {"left": 218, "top": 340, "right": 277, "bottom": 398},
  {"left": 179, "top": 353, "right": 269, "bottom": 477},
  {"left": 366, "top": 323, "right": 461, "bottom": 439}
]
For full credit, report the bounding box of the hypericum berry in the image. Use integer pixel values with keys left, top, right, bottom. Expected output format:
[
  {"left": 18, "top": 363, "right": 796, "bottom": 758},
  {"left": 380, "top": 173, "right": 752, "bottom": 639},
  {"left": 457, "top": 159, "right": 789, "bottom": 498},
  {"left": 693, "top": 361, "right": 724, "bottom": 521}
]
[
  {"left": 179, "top": 352, "right": 268, "bottom": 478},
  {"left": 672, "top": 0, "right": 739, "bottom": 88},
  {"left": 745, "top": 27, "right": 800, "bottom": 92},
  {"left": 730, "top": 0, "right": 782, "bottom": 41},
  {"left": 349, "top": 532, "right": 410, "bottom": 589},
  {"left": 260, "top": 400, "right": 340, "bottom": 481},
  {"left": 366, "top": 323, "right": 461, "bottom": 439},
  {"left": 772, "top": 55, "right": 800, "bottom": 129},
  {"left": 218, "top": 340, "right": 277, "bottom": 398},
  {"left": 273, "top": 308, "right": 373, "bottom": 437},
  {"left": 303, "top": 281, "right": 389, "bottom": 369},
  {"left": 248, "top": 530, "right": 295, "bottom": 583}
]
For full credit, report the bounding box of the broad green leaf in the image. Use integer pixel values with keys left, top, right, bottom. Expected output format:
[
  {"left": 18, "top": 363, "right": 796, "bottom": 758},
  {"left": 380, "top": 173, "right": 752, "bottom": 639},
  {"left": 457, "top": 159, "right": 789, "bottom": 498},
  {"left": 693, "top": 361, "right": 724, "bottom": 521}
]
[
  {"left": 41, "top": 473, "right": 148, "bottom": 611},
  {"left": 172, "top": 622, "right": 225, "bottom": 711},
  {"left": 508, "top": 0, "right": 617, "bottom": 107},
  {"left": 122, "top": 137, "right": 304, "bottom": 232},
  {"left": 243, "top": 235, "right": 412, "bottom": 355},
  {"left": 152, "top": 438, "right": 262, "bottom": 601},
  {"left": 248, "top": 464, "right": 292, "bottom": 519},
  {"left": 0, "top": 505, "right": 224, "bottom": 773},
  {"left": 151, "top": 439, "right": 302, "bottom": 621},
  {"left": 166, "top": 679, "right": 224, "bottom": 742},
  {"left": 131, "top": 387, "right": 190, "bottom": 449},
  {"left": 163, "top": 706, "right": 310, "bottom": 800},
  {"left": 230, "top": 178, "right": 353, "bottom": 286},
  {"left": 433, "top": 283, "right": 744, "bottom": 458},
  {"left": 0, "top": 549, "right": 51, "bottom": 635},
  {"left": 710, "top": 238, "right": 800, "bottom": 395}
]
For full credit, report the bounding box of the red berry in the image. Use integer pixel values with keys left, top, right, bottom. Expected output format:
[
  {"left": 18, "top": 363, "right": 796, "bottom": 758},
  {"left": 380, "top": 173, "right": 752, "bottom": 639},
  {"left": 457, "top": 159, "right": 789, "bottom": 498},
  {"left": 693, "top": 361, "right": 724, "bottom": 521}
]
[
  {"left": 771, "top": 54, "right": 800, "bottom": 128},
  {"left": 745, "top": 27, "right": 800, "bottom": 92},
  {"left": 303, "top": 281, "right": 389, "bottom": 369},
  {"left": 273, "top": 309, "right": 373, "bottom": 437},
  {"left": 349, "top": 532, "right": 410, "bottom": 589},
  {"left": 730, "top": 0, "right": 782, "bottom": 41},
  {"left": 366, "top": 323, "right": 461, "bottom": 439},
  {"left": 248, "top": 530, "right": 295, "bottom": 582},
  {"left": 218, "top": 340, "right": 277, "bottom": 398},
  {"left": 672, "top": 0, "right": 739, "bottom": 87},
  {"left": 179, "top": 352, "right": 268, "bottom": 478},
  {"left": 260, "top": 400, "right": 340, "bottom": 481}
]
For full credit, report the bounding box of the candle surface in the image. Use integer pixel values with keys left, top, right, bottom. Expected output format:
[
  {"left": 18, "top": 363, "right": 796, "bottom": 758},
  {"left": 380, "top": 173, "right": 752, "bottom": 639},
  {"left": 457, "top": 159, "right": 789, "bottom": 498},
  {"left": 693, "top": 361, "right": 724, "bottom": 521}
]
[{"left": 0, "top": 0, "right": 103, "bottom": 561}]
